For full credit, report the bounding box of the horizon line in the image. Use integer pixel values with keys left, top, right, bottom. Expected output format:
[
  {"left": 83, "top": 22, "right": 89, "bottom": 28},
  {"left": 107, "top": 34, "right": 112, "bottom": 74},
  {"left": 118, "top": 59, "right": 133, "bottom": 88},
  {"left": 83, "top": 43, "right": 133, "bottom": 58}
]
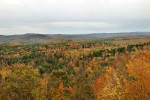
[{"left": 1, "top": 31, "right": 150, "bottom": 36}]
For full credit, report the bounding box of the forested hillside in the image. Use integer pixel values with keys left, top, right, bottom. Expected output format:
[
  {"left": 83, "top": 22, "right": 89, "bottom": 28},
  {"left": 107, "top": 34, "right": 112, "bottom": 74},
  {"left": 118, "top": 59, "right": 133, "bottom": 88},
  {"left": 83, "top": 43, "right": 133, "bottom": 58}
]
[
  {"left": 0, "top": 32, "right": 150, "bottom": 43},
  {"left": 0, "top": 38, "right": 150, "bottom": 100}
]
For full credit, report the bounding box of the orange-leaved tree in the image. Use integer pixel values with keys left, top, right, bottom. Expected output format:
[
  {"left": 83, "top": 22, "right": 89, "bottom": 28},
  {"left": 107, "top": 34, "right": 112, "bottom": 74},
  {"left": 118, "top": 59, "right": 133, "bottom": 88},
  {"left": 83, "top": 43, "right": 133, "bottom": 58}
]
[
  {"left": 93, "top": 66, "right": 126, "bottom": 100},
  {"left": 126, "top": 50, "right": 150, "bottom": 99}
]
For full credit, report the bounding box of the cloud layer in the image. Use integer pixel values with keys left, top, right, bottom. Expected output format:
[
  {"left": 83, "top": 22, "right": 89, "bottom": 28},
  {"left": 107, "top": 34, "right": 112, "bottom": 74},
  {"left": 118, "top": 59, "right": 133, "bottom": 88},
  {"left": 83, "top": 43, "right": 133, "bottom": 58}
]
[{"left": 0, "top": 0, "right": 150, "bottom": 34}]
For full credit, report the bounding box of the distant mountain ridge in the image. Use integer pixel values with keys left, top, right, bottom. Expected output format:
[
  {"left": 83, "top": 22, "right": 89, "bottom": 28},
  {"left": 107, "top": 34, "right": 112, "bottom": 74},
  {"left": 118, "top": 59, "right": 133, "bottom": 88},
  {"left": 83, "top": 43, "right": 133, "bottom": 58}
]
[{"left": 0, "top": 32, "right": 150, "bottom": 43}]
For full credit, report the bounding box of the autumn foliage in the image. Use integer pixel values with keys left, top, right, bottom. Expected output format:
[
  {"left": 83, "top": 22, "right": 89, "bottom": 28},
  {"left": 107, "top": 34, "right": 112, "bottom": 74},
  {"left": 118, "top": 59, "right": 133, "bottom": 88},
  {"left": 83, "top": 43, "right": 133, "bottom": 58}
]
[
  {"left": 93, "top": 49, "right": 150, "bottom": 100},
  {"left": 0, "top": 40, "right": 150, "bottom": 99}
]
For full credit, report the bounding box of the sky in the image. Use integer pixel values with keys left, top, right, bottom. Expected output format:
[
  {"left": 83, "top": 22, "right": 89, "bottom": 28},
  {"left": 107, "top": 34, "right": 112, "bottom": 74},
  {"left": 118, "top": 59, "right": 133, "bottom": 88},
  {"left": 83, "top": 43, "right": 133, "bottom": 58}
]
[{"left": 0, "top": 0, "right": 150, "bottom": 35}]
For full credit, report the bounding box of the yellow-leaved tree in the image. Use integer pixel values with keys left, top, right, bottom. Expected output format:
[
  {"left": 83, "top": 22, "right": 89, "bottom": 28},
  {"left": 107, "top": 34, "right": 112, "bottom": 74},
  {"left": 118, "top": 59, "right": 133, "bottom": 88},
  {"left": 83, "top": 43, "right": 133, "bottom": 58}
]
[
  {"left": 126, "top": 50, "right": 150, "bottom": 99},
  {"left": 93, "top": 67, "right": 126, "bottom": 100}
]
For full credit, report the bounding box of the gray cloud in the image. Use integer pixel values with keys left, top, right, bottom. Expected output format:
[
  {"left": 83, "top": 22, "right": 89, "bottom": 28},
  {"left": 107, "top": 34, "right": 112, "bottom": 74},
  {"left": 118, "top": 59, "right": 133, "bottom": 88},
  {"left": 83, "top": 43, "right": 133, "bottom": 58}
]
[{"left": 0, "top": 0, "right": 150, "bottom": 35}]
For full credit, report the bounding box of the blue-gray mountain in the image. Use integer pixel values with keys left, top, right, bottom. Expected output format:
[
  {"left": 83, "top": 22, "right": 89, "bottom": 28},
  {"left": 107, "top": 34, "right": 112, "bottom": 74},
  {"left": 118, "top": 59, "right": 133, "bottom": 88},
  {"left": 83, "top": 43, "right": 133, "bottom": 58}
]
[{"left": 0, "top": 32, "right": 150, "bottom": 43}]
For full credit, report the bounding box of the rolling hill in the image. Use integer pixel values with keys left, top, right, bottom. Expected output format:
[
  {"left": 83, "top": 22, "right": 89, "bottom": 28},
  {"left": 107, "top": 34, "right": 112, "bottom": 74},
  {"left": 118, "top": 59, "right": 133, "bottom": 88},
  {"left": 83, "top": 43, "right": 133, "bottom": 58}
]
[{"left": 0, "top": 32, "right": 150, "bottom": 43}]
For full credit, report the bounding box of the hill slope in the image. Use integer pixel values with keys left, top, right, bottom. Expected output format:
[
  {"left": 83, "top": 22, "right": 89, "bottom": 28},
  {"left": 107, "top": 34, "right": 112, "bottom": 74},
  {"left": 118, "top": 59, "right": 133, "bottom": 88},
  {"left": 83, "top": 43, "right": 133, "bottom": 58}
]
[{"left": 0, "top": 32, "right": 150, "bottom": 43}]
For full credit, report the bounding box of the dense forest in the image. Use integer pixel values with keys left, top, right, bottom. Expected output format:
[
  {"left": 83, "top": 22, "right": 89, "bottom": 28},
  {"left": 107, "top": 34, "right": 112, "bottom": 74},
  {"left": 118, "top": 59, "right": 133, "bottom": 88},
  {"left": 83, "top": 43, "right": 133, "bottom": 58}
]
[{"left": 0, "top": 38, "right": 150, "bottom": 100}]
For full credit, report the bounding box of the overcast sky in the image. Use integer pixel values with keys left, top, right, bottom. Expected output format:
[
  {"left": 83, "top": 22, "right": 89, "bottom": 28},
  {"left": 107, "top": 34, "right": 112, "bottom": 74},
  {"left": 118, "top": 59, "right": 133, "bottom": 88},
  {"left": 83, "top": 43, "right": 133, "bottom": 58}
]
[{"left": 0, "top": 0, "right": 150, "bottom": 35}]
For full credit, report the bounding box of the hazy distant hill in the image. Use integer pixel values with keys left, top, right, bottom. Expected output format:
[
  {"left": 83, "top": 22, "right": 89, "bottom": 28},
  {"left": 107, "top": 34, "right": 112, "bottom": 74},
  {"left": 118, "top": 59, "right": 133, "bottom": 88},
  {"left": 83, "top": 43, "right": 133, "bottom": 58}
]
[{"left": 0, "top": 32, "right": 150, "bottom": 43}]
